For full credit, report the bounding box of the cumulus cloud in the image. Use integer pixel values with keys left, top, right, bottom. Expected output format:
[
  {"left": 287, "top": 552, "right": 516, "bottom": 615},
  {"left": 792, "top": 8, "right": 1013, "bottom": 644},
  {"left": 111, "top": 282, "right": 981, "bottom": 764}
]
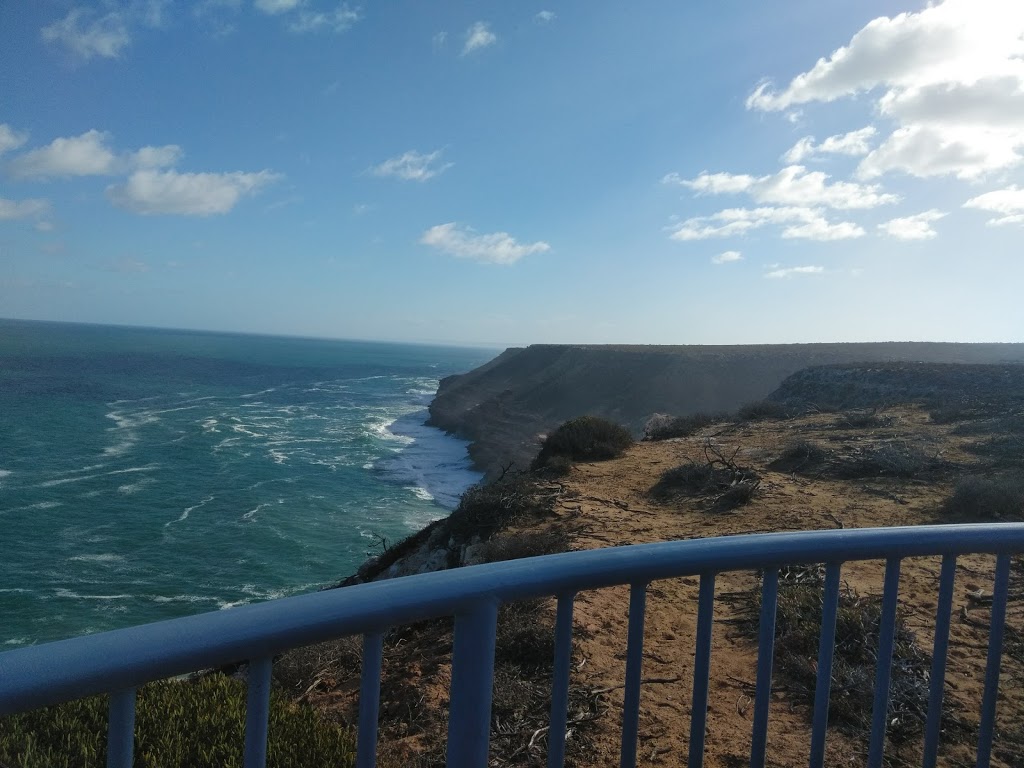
[
  {"left": 669, "top": 206, "right": 865, "bottom": 242},
  {"left": 0, "top": 197, "right": 51, "bottom": 221},
  {"left": 8, "top": 130, "right": 181, "bottom": 179},
  {"left": 877, "top": 209, "right": 947, "bottom": 239},
  {"left": 963, "top": 186, "right": 1024, "bottom": 225},
  {"left": 106, "top": 169, "right": 279, "bottom": 215},
  {"left": 764, "top": 266, "right": 824, "bottom": 279},
  {"left": 462, "top": 22, "right": 496, "bottom": 55},
  {"left": 535, "top": 11, "right": 556, "bottom": 24},
  {"left": 666, "top": 165, "right": 898, "bottom": 209},
  {"left": 0, "top": 125, "right": 28, "bottom": 157},
  {"left": 747, "top": 0, "right": 1024, "bottom": 180},
  {"left": 41, "top": 8, "right": 132, "bottom": 59},
  {"left": 420, "top": 223, "right": 549, "bottom": 265},
  {"left": 370, "top": 149, "right": 452, "bottom": 182},
  {"left": 289, "top": 4, "right": 360, "bottom": 33},
  {"left": 783, "top": 126, "right": 877, "bottom": 163},
  {"left": 711, "top": 250, "right": 742, "bottom": 264}
]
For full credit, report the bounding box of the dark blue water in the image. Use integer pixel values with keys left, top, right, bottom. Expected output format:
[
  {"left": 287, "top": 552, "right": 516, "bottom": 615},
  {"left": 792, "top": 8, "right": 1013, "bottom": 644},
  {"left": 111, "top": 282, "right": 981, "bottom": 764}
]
[{"left": 0, "top": 320, "right": 494, "bottom": 646}]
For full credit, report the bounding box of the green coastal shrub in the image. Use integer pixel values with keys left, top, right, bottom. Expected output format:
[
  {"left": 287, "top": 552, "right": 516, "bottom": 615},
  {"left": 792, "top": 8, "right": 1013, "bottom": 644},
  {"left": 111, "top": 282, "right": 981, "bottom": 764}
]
[
  {"left": 643, "top": 411, "right": 729, "bottom": 441},
  {"left": 942, "top": 474, "right": 1024, "bottom": 521},
  {"left": 531, "top": 416, "right": 633, "bottom": 470},
  {"left": 0, "top": 673, "right": 354, "bottom": 768}
]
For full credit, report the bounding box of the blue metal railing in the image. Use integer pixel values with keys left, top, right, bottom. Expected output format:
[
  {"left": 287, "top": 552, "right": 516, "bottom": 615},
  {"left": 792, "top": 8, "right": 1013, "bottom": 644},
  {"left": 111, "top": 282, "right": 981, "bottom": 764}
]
[{"left": 1, "top": 524, "right": 1022, "bottom": 768}]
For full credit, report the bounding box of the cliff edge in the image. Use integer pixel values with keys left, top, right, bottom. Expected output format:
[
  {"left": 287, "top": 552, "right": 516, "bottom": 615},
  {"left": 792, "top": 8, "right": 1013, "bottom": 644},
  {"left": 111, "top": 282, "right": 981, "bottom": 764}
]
[{"left": 428, "top": 342, "right": 1024, "bottom": 476}]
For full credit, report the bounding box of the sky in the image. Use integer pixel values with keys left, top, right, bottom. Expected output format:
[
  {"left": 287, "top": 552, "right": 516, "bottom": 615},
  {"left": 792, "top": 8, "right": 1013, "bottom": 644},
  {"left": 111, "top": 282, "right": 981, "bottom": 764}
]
[{"left": 1, "top": 0, "right": 1023, "bottom": 347}]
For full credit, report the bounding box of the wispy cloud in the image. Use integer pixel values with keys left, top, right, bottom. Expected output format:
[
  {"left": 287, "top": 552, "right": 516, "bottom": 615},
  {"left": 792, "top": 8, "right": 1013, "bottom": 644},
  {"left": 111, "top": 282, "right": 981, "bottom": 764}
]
[
  {"left": 963, "top": 186, "right": 1024, "bottom": 225},
  {"left": 711, "top": 250, "right": 742, "bottom": 264},
  {"left": 462, "top": 22, "right": 496, "bottom": 55},
  {"left": 106, "top": 169, "right": 280, "bottom": 215},
  {"left": 41, "top": 8, "right": 132, "bottom": 59},
  {"left": 0, "top": 198, "right": 51, "bottom": 221},
  {"left": 289, "top": 4, "right": 360, "bottom": 33},
  {"left": 535, "top": 11, "right": 556, "bottom": 24},
  {"left": 665, "top": 165, "right": 897, "bottom": 210},
  {"left": 370, "top": 149, "right": 452, "bottom": 182},
  {"left": 878, "top": 210, "right": 947, "bottom": 240},
  {"left": 764, "top": 265, "right": 824, "bottom": 279},
  {"left": 420, "top": 223, "right": 549, "bottom": 265},
  {"left": 669, "top": 206, "right": 865, "bottom": 242},
  {"left": 254, "top": 0, "right": 302, "bottom": 14},
  {"left": 0, "top": 125, "right": 29, "bottom": 157},
  {"left": 783, "top": 127, "right": 877, "bottom": 163}
]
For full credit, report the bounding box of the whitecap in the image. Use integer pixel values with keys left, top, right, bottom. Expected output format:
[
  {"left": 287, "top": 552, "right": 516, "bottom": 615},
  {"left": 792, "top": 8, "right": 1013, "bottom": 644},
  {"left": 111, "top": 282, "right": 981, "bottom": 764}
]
[
  {"left": 54, "top": 589, "right": 133, "bottom": 600},
  {"left": 242, "top": 503, "right": 269, "bottom": 521},
  {"left": 0, "top": 469, "right": 12, "bottom": 480},
  {"left": 118, "top": 477, "right": 156, "bottom": 495}
]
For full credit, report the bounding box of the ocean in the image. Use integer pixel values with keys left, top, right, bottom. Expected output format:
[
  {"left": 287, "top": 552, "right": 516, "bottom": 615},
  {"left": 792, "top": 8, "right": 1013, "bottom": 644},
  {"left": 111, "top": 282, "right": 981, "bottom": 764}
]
[{"left": 0, "top": 319, "right": 495, "bottom": 647}]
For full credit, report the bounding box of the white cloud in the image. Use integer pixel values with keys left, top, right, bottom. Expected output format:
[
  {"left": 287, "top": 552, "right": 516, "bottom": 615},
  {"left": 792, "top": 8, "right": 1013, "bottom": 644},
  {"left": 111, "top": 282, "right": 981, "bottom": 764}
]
[
  {"left": 0, "top": 198, "right": 51, "bottom": 221},
  {"left": 877, "top": 209, "right": 947, "bottom": 239},
  {"left": 963, "top": 186, "right": 1024, "bottom": 225},
  {"left": 420, "top": 223, "right": 549, "bottom": 265},
  {"left": 462, "top": 22, "right": 496, "bottom": 56},
  {"left": 711, "top": 250, "right": 742, "bottom": 264},
  {"left": 255, "top": 0, "right": 302, "bottom": 14},
  {"left": 41, "top": 8, "right": 132, "bottom": 59},
  {"left": 783, "top": 126, "right": 876, "bottom": 163},
  {"left": 8, "top": 130, "right": 181, "bottom": 179},
  {"left": 747, "top": 0, "right": 1024, "bottom": 180},
  {"left": 106, "top": 169, "right": 279, "bottom": 215},
  {"left": 765, "top": 266, "right": 824, "bottom": 279},
  {"left": 669, "top": 165, "right": 897, "bottom": 210},
  {"left": 535, "top": 11, "right": 556, "bottom": 24},
  {"left": 432, "top": 31, "right": 447, "bottom": 50},
  {"left": 370, "top": 149, "right": 452, "bottom": 182},
  {"left": 669, "top": 206, "right": 865, "bottom": 242},
  {"left": 0, "top": 125, "right": 28, "bottom": 157},
  {"left": 290, "top": 4, "right": 360, "bottom": 33}
]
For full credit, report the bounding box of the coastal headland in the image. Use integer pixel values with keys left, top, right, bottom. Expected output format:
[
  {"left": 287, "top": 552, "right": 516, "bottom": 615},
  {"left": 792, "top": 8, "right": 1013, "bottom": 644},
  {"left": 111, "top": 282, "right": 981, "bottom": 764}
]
[{"left": 428, "top": 343, "right": 1024, "bottom": 477}]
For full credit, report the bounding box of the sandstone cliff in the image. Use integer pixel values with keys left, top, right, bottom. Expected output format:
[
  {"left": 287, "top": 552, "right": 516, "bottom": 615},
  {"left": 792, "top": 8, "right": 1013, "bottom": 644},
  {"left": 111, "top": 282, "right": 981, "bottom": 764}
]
[{"left": 428, "top": 342, "right": 1024, "bottom": 476}]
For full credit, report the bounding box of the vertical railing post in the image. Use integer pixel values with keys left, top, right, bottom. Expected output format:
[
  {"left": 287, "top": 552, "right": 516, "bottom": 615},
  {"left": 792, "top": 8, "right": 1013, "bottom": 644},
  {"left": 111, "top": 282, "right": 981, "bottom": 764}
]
[
  {"left": 106, "top": 687, "right": 136, "bottom": 768},
  {"left": 244, "top": 656, "right": 274, "bottom": 768},
  {"left": 548, "top": 593, "right": 576, "bottom": 768},
  {"left": 922, "top": 555, "right": 957, "bottom": 768},
  {"left": 620, "top": 583, "right": 648, "bottom": 768},
  {"left": 447, "top": 600, "right": 500, "bottom": 768},
  {"left": 687, "top": 572, "right": 717, "bottom": 768},
  {"left": 867, "top": 558, "right": 902, "bottom": 768},
  {"left": 750, "top": 568, "right": 779, "bottom": 768},
  {"left": 976, "top": 554, "right": 1011, "bottom": 768},
  {"left": 356, "top": 632, "right": 384, "bottom": 768},
  {"left": 809, "top": 563, "right": 841, "bottom": 768}
]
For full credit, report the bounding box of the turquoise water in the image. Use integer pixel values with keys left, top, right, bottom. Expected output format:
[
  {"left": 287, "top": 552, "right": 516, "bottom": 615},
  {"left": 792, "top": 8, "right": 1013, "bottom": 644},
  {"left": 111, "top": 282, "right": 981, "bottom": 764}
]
[{"left": 0, "top": 320, "right": 494, "bottom": 647}]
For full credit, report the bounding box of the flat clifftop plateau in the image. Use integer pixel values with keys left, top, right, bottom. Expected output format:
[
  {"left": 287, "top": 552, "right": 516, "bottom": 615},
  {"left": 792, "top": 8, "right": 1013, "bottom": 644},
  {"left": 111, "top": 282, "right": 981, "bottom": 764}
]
[{"left": 428, "top": 342, "right": 1024, "bottom": 476}]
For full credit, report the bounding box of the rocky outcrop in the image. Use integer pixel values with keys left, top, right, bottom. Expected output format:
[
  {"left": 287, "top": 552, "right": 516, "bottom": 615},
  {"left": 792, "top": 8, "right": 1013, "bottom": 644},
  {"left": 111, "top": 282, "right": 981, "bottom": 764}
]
[{"left": 429, "top": 342, "right": 1024, "bottom": 477}]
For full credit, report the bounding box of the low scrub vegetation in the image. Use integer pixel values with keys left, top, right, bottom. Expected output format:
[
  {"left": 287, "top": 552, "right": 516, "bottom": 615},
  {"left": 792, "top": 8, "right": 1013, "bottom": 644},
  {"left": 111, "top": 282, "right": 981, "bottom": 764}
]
[
  {"left": 964, "top": 435, "right": 1024, "bottom": 469},
  {"left": 750, "top": 565, "right": 931, "bottom": 746},
  {"left": 941, "top": 474, "right": 1024, "bottom": 521},
  {"left": 736, "top": 400, "right": 791, "bottom": 421},
  {"left": 476, "top": 529, "right": 571, "bottom": 564},
  {"left": 650, "top": 442, "right": 760, "bottom": 511},
  {"left": 643, "top": 411, "right": 729, "bottom": 441},
  {"left": 0, "top": 674, "right": 354, "bottom": 768},
  {"left": 532, "top": 416, "right": 633, "bottom": 470},
  {"left": 771, "top": 440, "right": 947, "bottom": 480},
  {"left": 834, "top": 410, "right": 894, "bottom": 430},
  {"left": 447, "top": 472, "right": 550, "bottom": 543}
]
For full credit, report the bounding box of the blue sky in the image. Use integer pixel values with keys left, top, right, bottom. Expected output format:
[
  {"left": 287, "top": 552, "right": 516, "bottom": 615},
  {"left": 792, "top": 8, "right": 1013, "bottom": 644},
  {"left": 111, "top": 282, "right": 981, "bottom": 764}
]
[{"left": 2, "top": 0, "right": 1023, "bottom": 346}]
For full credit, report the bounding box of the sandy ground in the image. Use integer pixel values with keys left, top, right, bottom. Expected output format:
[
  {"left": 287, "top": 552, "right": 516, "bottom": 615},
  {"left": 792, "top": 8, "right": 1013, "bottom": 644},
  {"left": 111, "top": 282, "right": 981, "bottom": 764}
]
[{"left": 537, "top": 407, "right": 1022, "bottom": 768}]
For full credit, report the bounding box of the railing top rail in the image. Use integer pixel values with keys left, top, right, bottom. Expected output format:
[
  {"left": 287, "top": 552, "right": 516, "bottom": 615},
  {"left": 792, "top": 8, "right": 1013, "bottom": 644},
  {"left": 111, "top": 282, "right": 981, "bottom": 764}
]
[{"left": 2, "top": 523, "right": 1023, "bottom": 715}]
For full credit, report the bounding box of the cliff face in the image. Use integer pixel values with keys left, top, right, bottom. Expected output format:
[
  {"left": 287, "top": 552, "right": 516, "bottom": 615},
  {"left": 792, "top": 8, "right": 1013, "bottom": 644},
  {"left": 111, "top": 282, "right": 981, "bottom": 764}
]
[{"left": 428, "top": 342, "right": 1024, "bottom": 476}]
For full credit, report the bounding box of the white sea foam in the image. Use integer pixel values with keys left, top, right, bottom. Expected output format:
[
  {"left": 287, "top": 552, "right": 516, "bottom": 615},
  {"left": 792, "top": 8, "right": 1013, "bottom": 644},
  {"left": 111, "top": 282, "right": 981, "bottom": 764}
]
[
  {"left": 167, "top": 494, "right": 215, "bottom": 526},
  {"left": 118, "top": 477, "right": 155, "bottom": 495},
  {"left": 242, "top": 503, "right": 269, "bottom": 521},
  {"left": 54, "top": 589, "right": 133, "bottom": 601},
  {"left": 406, "top": 486, "right": 435, "bottom": 502},
  {"left": 68, "top": 554, "right": 125, "bottom": 565},
  {"left": 0, "top": 469, "right": 11, "bottom": 480},
  {"left": 240, "top": 387, "right": 277, "bottom": 399},
  {"left": 268, "top": 449, "right": 288, "bottom": 465},
  {"left": 39, "top": 473, "right": 102, "bottom": 488}
]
